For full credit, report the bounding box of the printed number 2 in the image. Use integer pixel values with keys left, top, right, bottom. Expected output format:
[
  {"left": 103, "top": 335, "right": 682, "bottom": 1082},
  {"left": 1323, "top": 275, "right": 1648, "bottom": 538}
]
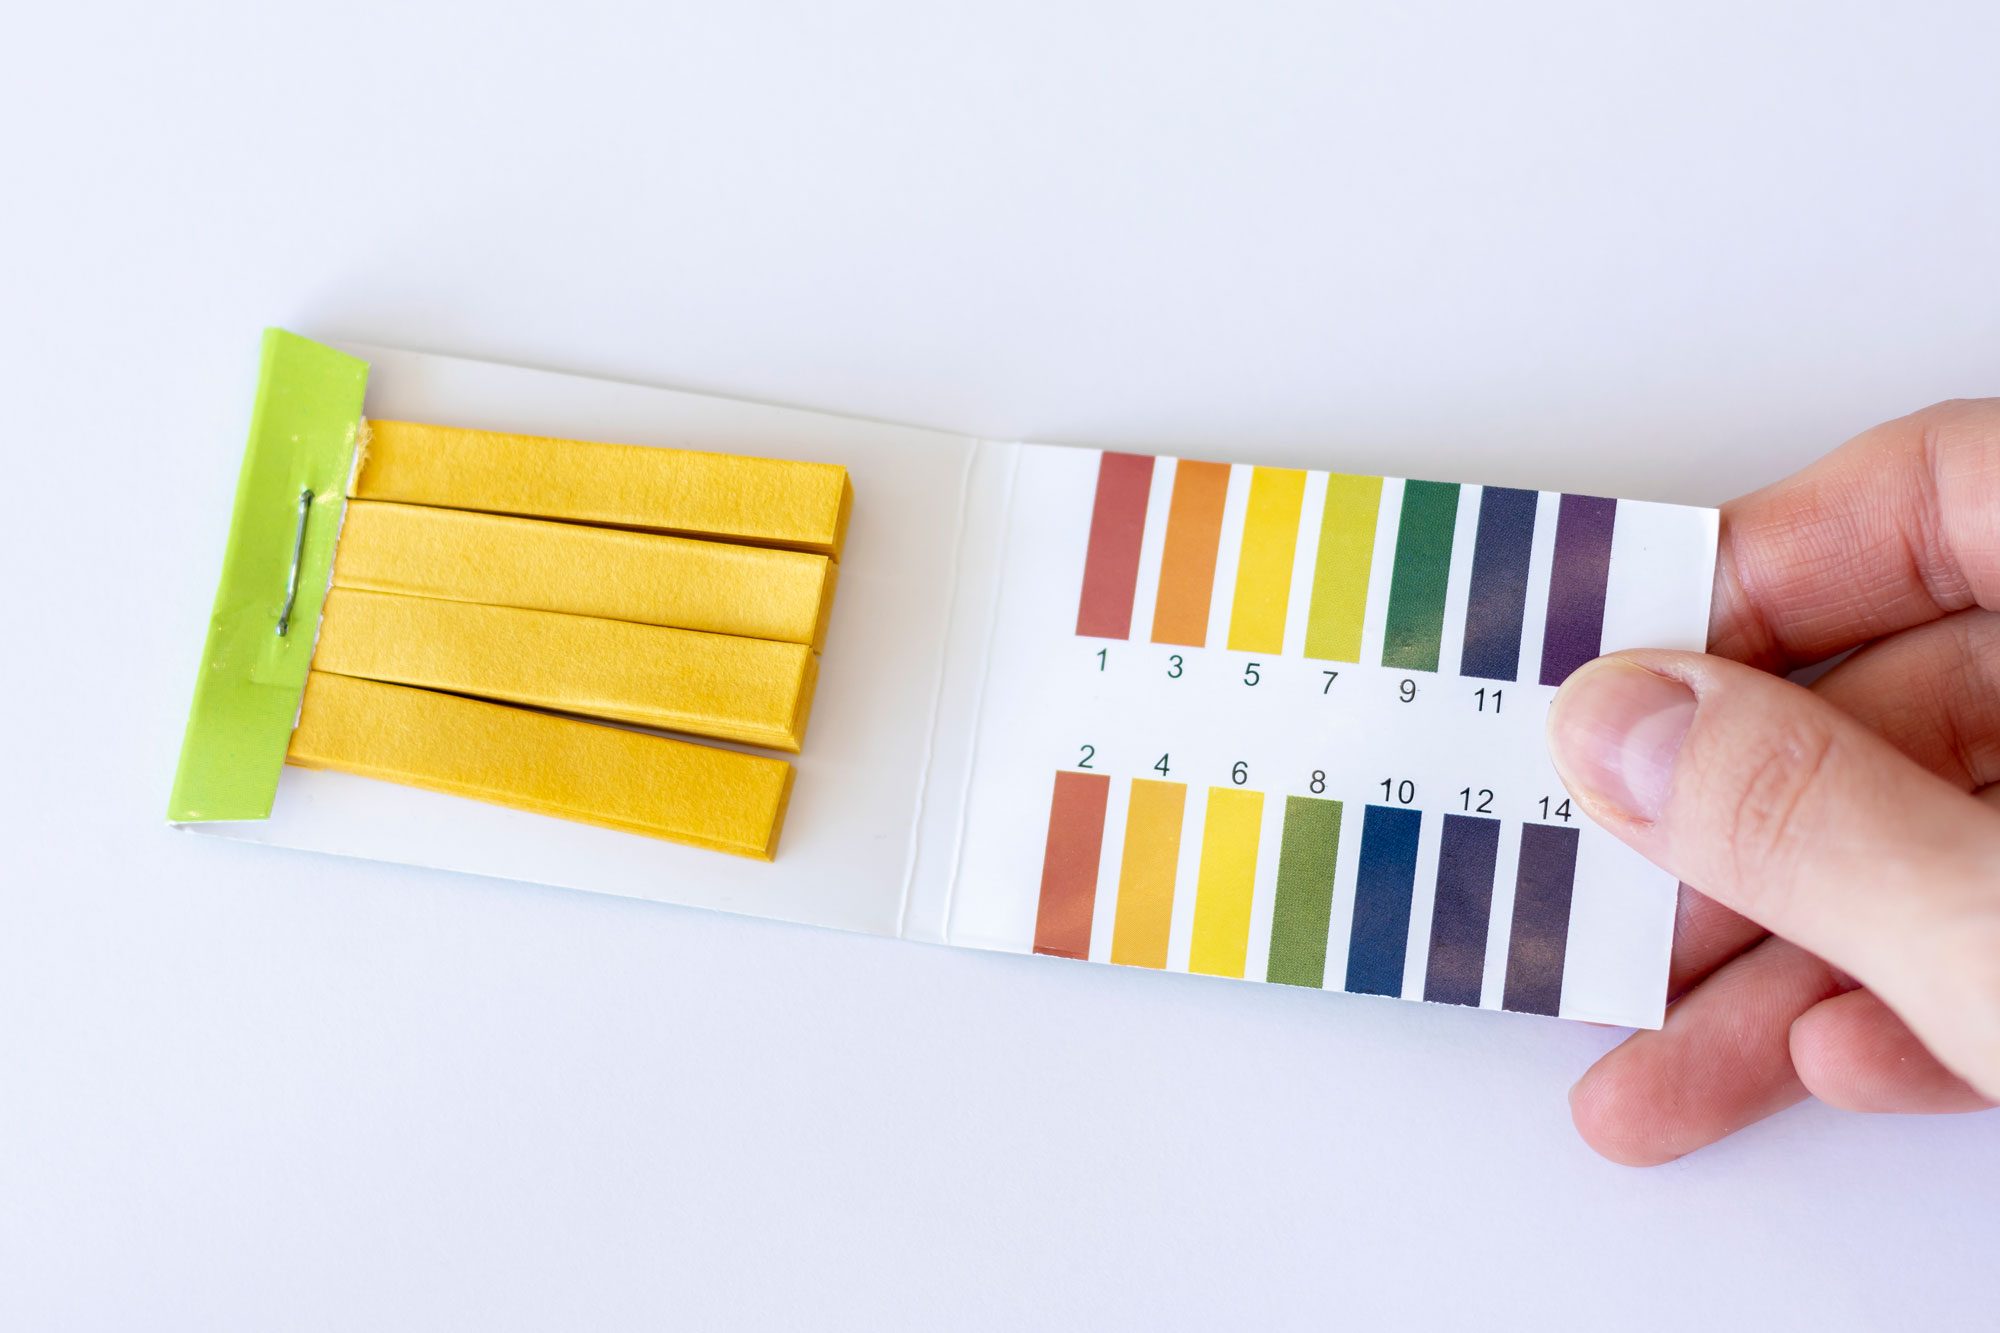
[{"left": 1077, "top": 744, "right": 1095, "bottom": 769}]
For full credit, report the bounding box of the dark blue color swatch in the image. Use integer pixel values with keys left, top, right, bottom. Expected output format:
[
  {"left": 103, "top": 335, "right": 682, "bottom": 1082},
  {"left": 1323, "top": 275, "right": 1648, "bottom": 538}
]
[
  {"left": 1459, "top": 486, "right": 1539, "bottom": 681},
  {"left": 1345, "top": 804, "right": 1423, "bottom": 997}
]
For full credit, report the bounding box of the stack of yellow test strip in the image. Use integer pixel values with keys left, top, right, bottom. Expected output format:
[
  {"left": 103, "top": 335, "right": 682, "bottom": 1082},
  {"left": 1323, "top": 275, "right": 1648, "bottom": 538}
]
[{"left": 285, "top": 420, "right": 850, "bottom": 860}]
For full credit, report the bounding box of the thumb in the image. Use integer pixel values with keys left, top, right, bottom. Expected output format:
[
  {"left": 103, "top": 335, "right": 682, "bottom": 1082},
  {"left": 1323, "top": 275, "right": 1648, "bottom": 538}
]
[{"left": 1547, "top": 651, "right": 2000, "bottom": 1101}]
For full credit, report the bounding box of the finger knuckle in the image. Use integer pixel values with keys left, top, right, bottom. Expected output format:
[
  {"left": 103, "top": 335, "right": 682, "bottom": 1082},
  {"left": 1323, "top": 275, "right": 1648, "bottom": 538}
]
[{"left": 1711, "top": 715, "right": 1842, "bottom": 916}]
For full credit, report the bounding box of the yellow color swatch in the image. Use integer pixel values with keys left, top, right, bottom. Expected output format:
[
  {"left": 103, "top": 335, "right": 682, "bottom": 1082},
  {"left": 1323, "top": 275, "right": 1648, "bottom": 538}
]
[
  {"left": 1226, "top": 467, "right": 1307, "bottom": 653},
  {"left": 1303, "top": 474, "right": 1383, "bottom": 662},
  {"left": 333, "top": 501, "right": 836, "bottom": 649},
  {"left": 314, "top": 588, "right": 817, "bottom": 751},
  {"left": 1187, "top": 788, "right": 1265, "bottom": 978},
  {"left": 1109, "top": 779, "right": 1187, "bottom": 969},
  {"left": 288, "top": 672, "right": 794, "bottom": 859},
  {"left": 354, "top": 419, "right": 852, "bottom": 557}
]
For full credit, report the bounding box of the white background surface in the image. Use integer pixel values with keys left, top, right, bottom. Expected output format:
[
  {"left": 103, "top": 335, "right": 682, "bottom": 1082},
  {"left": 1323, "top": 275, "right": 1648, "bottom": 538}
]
[{"left": 5, "top": 2, "right": 1997, "bottom": 1329}]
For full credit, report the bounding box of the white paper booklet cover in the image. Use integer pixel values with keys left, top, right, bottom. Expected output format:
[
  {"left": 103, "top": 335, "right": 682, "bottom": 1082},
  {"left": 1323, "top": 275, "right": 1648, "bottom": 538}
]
[{"left": 186, "top": 341, "right": 1716, "bottom": 1029}]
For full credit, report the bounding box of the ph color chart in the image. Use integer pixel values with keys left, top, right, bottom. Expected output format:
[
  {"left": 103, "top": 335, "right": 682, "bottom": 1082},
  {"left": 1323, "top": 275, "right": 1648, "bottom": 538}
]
[
  {"left": 946, "top": 445, "right": 1717, "bottom": 1029},
  {"left": 1074, "top": 452, "right": 1624, "bottom": 685}
]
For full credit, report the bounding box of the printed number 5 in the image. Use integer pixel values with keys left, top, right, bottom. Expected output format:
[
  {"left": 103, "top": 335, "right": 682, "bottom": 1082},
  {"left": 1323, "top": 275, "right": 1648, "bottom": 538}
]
[{"left": 1243, "top": 662, "right": 1261, "bottom": 686}]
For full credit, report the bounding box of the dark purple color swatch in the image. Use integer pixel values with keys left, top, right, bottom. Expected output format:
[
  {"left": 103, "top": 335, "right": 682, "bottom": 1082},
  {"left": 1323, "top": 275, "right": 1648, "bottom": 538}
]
[
  {"left": 1538, "top": 494, "right": 1618, "bottom": 686},
  {"left": 1502, "top": 822, "right": 1580, "bottom": 1016},
  {"left": 1423, "top": 814, "right": 1501, "bottom": 1007}
]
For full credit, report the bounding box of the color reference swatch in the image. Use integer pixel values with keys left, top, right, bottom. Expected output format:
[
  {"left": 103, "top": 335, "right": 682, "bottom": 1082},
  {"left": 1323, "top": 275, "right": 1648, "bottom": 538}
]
[
  {"left": 1075, "top": 453, "right": 1617, "bottom": 685},
  {"left": 944, "top": 443, "right": 1717, "bottom": 1028},
  {"left": 1032, "top": 772, "right": 1580, "bottom": 1014}
]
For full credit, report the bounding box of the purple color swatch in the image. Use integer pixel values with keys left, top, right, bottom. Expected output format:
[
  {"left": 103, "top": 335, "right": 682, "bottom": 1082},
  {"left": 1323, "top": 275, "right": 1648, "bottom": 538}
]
[
  {"left": 1538, "top": 494, "right": 1617, "bottom": 686},
  {"left": 1502, "top": 822, "right": 1580, "bottom": 1016}
]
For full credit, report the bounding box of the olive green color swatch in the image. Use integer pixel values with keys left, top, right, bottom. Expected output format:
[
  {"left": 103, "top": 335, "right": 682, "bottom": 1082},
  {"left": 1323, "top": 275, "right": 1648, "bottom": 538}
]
[{"left": 1265, "top": 796, "right": 1344, "bottom": 988}]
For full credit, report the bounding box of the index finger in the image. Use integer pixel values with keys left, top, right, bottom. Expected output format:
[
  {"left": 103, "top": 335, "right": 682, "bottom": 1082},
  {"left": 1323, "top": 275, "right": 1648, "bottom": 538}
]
[{"left": 1708, "top": 398, "right": 2000, "bottom": 672}]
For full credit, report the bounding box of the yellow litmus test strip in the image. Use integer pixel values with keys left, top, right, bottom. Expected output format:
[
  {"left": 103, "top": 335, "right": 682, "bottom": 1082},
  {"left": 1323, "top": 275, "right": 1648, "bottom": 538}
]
[
  {"left": 314, "top": 588, "right": 819, "bottom": 751},
  {"left": 354, "top": 419, "right": 852, "bottom": 557},
  {"left": 333, "top": 501, "right": 836, "bottom": 649},
  {"left": 288, "top": 672, "right": 794, "bottom": 859}
]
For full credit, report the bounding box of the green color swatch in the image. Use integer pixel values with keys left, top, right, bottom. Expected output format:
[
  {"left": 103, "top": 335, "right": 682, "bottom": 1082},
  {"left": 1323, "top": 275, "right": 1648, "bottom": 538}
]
[
  {"left": 167, "top": 330, "right": 370, "bottom": 822},
  {"left": 1266, "top": 796, "right": 1344, "bottom": 988},
  {"left": 1380, "top": 480, "right": 1461, "bottom": 671}
]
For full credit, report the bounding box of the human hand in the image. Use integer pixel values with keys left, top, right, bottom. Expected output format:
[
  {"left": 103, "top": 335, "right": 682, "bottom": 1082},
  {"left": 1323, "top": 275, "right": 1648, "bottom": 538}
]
[{"left": 1546, "top": 399, "right": 2000, "bottom": 1164}]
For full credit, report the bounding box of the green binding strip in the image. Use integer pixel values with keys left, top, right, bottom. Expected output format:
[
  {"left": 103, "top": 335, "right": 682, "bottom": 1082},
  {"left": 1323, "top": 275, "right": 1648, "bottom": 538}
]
[{"left": 168, "top": 330, "right": 370, "bottom": 822}]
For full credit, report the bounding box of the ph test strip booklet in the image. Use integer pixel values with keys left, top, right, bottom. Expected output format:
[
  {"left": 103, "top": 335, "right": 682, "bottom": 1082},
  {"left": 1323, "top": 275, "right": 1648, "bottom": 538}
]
[{"left": 176, "top": 335, "right": 1716, "bottom": 1030}]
